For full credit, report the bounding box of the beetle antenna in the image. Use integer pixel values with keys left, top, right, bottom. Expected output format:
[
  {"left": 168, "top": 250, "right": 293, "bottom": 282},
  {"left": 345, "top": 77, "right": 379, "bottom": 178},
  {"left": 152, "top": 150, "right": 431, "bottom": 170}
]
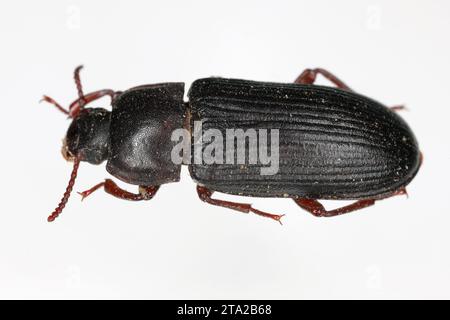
[
  {"left": 41, "top": 65, "right": 88, "bottom": 118},
  {"left": 67, "top": 65, "right": 87, "bottom": 118},
  {"left": 48, "top": 157, "right": 80, "bottom": 222}
]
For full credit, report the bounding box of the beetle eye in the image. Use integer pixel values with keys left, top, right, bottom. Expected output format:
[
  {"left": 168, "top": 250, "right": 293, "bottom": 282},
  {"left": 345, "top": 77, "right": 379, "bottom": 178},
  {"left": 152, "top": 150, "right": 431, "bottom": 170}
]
[
  {"left": 65, "top": 116, "right": 83, "bottom": 156},
  {"left": 61, "top": 137, "right": 75, "bottom": 161}
]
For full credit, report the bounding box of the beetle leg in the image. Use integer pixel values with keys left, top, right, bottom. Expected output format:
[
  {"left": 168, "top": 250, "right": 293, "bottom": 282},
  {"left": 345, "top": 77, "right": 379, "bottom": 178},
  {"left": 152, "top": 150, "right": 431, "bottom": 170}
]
[
  {"left": 294, "top": 68, "right": 352, "bottom": 91},
  {"left": 41, "top": 65, "right": 119, "bottom": 118},
  {"left": 68, "top": 89, "right": 118, "bottom": 118},
  {"left": 196, "top": 186, "right": 284, "bottom": 224},
  {"left": 41, "top": 89, "right": 117, "bottom": 118},
  {"left": 293, "top": 186, "right": 410, "bottom": 217},
  {"left": 293, "top": 198, "right": 376, "bottom": 217},
  {"left": 390, "top": 105, "right": 408, "bottom": 112},
  {"left": 78, "top": 179, "right": 159, "bottom": 201}
]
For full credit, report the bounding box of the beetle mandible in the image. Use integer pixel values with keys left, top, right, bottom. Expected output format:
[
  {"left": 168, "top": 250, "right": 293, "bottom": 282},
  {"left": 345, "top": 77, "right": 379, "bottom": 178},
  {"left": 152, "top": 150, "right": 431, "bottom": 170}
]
[{"left": 42, "top": 66, "right": 421, "bottom": 223}]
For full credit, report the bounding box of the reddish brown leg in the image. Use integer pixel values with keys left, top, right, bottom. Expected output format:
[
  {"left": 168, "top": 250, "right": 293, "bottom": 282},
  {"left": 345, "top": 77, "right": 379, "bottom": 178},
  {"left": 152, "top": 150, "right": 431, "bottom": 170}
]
[
  {"left": 78, "top": 179, "right": 159, "bottom": 201},
  {"left": 68, "top": 89, "right": 117, "bottom": 118},
  {"left": 293, "top": 188, "right": 408, "bottom": 217},
  {"left": 293, "top": 198, "right": 375, "bottom": 217},
  {"left": 391, "top": 186, "right": 408, "bottom": 198},
  {"left": 390, "top": 105, "right": 408, "bottom": 112},
  {"left": 196, "top": 186, "right": 284, "bottom": 224},
  {"left": 41, "top": 65, "right": 118, "bottom": 118},
  {"left": 294, "top": 68, "right": 352, "bottom": 91},
  {"left": 42, "top": 89, "right": 117, "bottom": 118}
]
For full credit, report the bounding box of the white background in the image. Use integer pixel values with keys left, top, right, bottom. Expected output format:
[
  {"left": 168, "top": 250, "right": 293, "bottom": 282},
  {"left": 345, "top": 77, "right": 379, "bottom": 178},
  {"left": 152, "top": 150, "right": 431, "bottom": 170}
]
[{"left": 0, "top": 0, "right": 448, "bottom": 299}]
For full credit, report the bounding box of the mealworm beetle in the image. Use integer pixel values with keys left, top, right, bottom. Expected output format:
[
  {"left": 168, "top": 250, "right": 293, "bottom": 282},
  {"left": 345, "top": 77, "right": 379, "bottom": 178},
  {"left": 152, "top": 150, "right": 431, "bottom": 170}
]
[{"left": 42, "top": 66, "right": 421, "bottom": 223}]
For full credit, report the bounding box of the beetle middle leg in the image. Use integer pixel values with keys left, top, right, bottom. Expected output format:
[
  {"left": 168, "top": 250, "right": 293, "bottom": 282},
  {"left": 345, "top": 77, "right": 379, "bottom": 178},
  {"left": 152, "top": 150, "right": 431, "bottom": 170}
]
[
  {"left": 78, "top": 179, "right": 159, "bottom": 201},
  {"left": 294, "top": 68, "right": 352, "bottom": 91},
  {"left": 196, "top": 186, "right": 284, "bottom": 224}
]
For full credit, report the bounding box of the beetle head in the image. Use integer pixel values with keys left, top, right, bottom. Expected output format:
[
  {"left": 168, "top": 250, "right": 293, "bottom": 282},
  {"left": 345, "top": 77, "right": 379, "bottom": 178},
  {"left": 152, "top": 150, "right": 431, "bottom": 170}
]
[
  {"left": 63, "top": 108, "right": 110, "bottom": 164},
  {"left": 42, "top": 65, "right": 115, "bottom": 222}
]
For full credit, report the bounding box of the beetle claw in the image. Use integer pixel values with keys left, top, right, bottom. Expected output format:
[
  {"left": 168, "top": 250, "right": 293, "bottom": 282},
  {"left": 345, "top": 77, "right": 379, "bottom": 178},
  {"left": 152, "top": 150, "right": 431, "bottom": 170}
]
[
  {"left": 249, "top": 207, "right": 285, "bottom": 225},
  {"left": 77, "top": 191, "right": 88, "bottom": 201}
]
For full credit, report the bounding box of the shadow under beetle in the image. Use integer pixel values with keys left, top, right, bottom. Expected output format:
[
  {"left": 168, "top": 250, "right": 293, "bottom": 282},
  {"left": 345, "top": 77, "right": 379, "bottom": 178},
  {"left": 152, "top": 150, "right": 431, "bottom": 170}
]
[{"left": 42, "top": 66, "right": 422, "bottom": 223}]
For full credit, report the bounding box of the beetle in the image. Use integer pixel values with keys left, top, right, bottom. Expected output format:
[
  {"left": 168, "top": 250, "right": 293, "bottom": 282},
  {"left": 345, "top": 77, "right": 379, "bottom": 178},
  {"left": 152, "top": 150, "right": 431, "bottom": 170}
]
[{"left": 42, "top": 66, "right": 421, "bottom": 223}]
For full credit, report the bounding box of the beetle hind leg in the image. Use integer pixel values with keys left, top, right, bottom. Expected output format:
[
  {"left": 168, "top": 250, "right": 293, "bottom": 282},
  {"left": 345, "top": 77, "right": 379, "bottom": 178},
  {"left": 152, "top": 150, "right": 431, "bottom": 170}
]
[
  {"left": 293, "top": 198, "right": 376, "bottom": 217},
  {"left": 390, "top": 105, "right": 408, "bottom": 112},
  {"left": 294, "top": 68, "right": 352, "bottom": 91},
  {"left": 78, "top": 179, "right": 159, "bottom": 201},
  {"left": 293, "top": 188, "right": 409, "bottom": 217},
  {"left": 196, "top": 186, "right": 284, "bottom": 224}
]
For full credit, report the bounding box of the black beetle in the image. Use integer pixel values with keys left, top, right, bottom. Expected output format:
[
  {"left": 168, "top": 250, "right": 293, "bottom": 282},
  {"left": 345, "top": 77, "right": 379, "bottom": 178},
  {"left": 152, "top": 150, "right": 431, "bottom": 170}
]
[{"left": 42, "top": 66, "right": 421, "bottom": 223}]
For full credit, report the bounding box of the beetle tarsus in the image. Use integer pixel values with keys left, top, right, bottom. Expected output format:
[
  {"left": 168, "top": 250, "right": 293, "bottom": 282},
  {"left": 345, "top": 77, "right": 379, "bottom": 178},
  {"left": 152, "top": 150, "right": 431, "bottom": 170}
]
[
  {"left": 78, "top": 181, "right": 105, "bottom": 200},
  {"left": 250, "top": 207, "right": 285, "bottom": 225}
]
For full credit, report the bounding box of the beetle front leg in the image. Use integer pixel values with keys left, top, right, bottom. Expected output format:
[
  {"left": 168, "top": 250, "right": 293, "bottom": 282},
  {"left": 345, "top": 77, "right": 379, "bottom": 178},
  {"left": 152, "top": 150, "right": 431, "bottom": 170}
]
[
  {"left": 41, "top": 66, "right": 119, "bottom": 118},
  {"left": 294, "top": 68, "right": 352, "bottom": 91},
  {"left": 68, "top": 89, "right": 119, "bottom": 118},
  {"left": 196, "top": 186, "right": 284, "bottom": 224},
  {"left": 78, "top": 179, "right": 159, "bottom": 201},
  {"left": 42, "top": 89, "right": 118, "bottom": 118}
]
